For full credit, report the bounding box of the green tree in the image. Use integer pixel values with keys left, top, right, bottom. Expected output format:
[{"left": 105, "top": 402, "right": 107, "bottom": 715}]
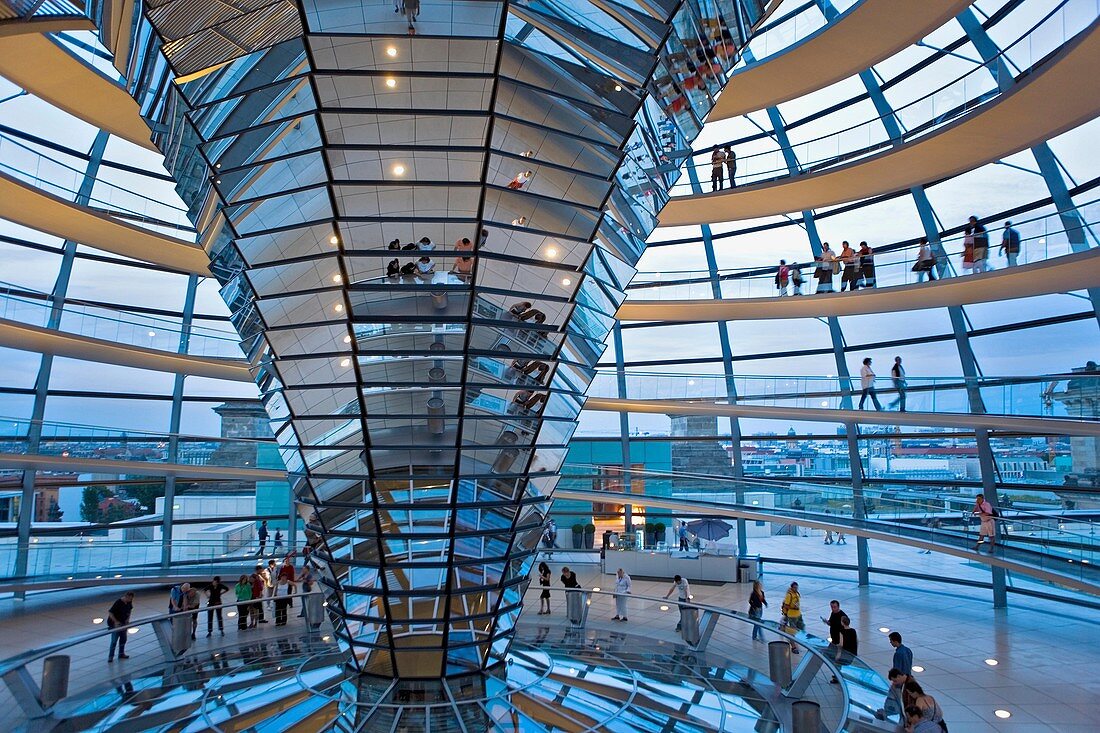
[
  {"left": 122, "top": 483, "right": 165, "bottom": 515},
  {"left": 80, "top": 487, "right": 112, "bottom": 523},
  {"left": 46, "top": 498, "right": 63, "bottom": 522}
]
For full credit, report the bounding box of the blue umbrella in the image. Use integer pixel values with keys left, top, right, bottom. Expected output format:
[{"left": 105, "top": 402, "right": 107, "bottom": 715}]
[{"left": 686, "top": 518, "right": 733, "bottom": 541}]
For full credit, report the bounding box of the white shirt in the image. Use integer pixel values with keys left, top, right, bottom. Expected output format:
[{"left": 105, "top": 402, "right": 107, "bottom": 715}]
[
  {"left": 860, "top": 364, "right": 875, "bottom": 389},
  {"left": 416, "top": 260, "right": 434, "bottom": 274},
  {"left": 674, "top": 578, "right": 690, "bottom": 600},
  {"left": 615, "top": 573, "right": 632, "bottom": 594}
]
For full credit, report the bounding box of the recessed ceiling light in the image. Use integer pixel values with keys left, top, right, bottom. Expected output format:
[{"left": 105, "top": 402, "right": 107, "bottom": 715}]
[
  {"left": 343, "top": 335, "right": 352, "bottom": 343},
  {"left": 393, "top": 164, "right": 406, "bottom": 175},
  {"left": 329, "top": 235, "right": 340, "bottom": 245},
  {"left": 93, "top": 617, "right": 104, "bottom": 624},
  {"left": 878, "top": 627, "right": 890, "bottom": 633},
  {"left": 340, "top": 358, "right": 351, "bottom": 368},
  {"left": 984, "top": 658, "right": 998, "bottom": 666},
  {"left": 659, "top": 605, "right": 669, "bottom": 611},
  {"left": 332, "top": 274, "right": 342, "bottom": 283},
  {"left": 215, "top": 179, "right": 221, "bottom": 184},
  {"left": 215, "top": 163, "right": 221, "bottom": 168},
  {"left": 614, "top": 84, "right": 622, "bottom": 92},
  {"left": 688, "top": 379, "right": 695, "bottom": 385},
  {"left": 385, "top": 78, "right": 396, "bottom": 88},
  {"left": 127, "top": 627, "right": 139, "bottom": 635},
  {"left": 994, "top": 710, "right": 1011, "bottom": 719},
  {"left": 545, "top": 247, "right": 558, "bottom": 259},
  {"left": 386, "top": 46, "right": 397, "bottom": 57},
  {"left": 148, "top": 331, "right": 156, "bottom": 337},
  {"left": 912, "top": 665, "right": 925, "bottom": 673},
  {"left": 561, "top": 277, "right": 571, "bottom": 286},
  {"left": 334, "top": 303, "right": 344, "bottom": 313},
  {"left": 592, "top": 587, "right": 600, "bottom": 592}
]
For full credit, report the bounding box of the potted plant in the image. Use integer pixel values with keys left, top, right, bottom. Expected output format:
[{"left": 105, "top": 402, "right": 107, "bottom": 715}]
[
  {"left": 572, "top": 523, "right": 585, "bottom": 549},
  {"left": 583, "top": 523, "right": 596, "bottom": 549},
  {"left": 654, "top": 522, "right": 666, "bottom": 547},
  {"left": 644, "top": 522, "right": 656, "bottom": 547}
]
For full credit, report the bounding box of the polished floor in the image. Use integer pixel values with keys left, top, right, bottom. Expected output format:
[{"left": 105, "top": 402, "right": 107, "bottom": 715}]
[{"left": 0, "top": 544, "right": 1095, "bottom": 732}]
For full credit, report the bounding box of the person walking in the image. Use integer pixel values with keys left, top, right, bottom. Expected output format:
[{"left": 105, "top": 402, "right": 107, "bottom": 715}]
[
  {"left": 1000, "top": 220, "right": 1021, "bottom": 266},
  {"left": 832, "top": 615, "right": 858, "bottom": 683},
  {"left": 839, "top": 241, "right": 860, "bottom": 291},
  {"left": 775, "top": 260, "right": 790, "bottom": 295},
  {"left": 748, "top": 580, "right": 767, "bottom": 641},
  {"left": 664, "top": 574, "right": 691, "bottom": 631},
  {"left": 613, "top": 568, "right": 632, "bottom": 621},
  {"left": 106, "top": 591, "right": 134, "bottom": 662},
  {"left": 404, "top": 0, "right": 420, "bottom": 33},
  {"left": 822, "top": 599, "right": 845, "bottom": 647},
  {"left": 859, "top": 357, "right": 883, "bottom": 410},
  {"left": 836, "top": 532, "right": 847, "bottom": 545},
  {"left": 724, "top": 145, "right": 736, "bottom": 187},
  {"left": 858, "top": 241, "right": 875, "bottom": 288},
  {"left": 678, "top": 521, "right": 690, "bottom": 552},
  {"left": 889, "top": 632, "right": 914, "bottom": 677},
  {"left": 205, "top": 576, "right": 229, "bottom": 637},
  {"left": 710, "top": 147, "right": 725, "bottom": 191},
  {"left": 972, "top": 493, "right": 996, "bottom": 551},
  {"left": 824, "top": 528, "right": 833, "bottom": 545},
  {"left": 790, "top": 262, "right": 803, "bottom": 295},
  {"left": 537, "top": 561, "right": 552, "bottom": 615},
  {"left": 273, "top": 529, "right": 283, "bottom": 554},
  {"left": 781, "top": 582, "right": 804, "bottom": 651},
  {"left": 914, "top": 238, "right": 937, "bottom": 282},
  {"left": 234, "top": 575, "right": 253, "bottom": 631},
  {"left": 257, "top": 520, "right": 269, "bottom": 557},
  {"left": 889, "top": 356, "right": 907, "bottom": 412},
  {"left": 969, "top": 216, "right": 990, "bottom": 273}
]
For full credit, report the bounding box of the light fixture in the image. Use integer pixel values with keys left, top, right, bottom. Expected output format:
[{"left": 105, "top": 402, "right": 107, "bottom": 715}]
[
  {"left": 340, "top": 358, "right": 351, "bottom": 368},
  {"left": 343, "top": 335, "right": 352, "bottom": 344},
  {"left": 592, "top": 587, "right": 600, "bottom": 592},
  {"left": 148, "top": 331, "right": 156, "bottom": 337},
  {"left": 561, "top": 277, "right": 572, "bottom": 286},
  {"left": 329, "top": 234, "right": 340, "bottom": 245},
  {"left": 878, "top": 627, "right": 890, "bottom": 633},
  {"left": 659, "top": 605, "right": 669, "bottom": 611},
  {"left": 322, "top": 635, "right": 331, "bottom": 642},
  {"left": 334, "top": 303, "right": 344, "bottom": 313},
  {"left": 114, "top": 574, "right": 122, "bottom": 578},
  {"left": 385, "top": 77, "right": 396, "bottom": 88},
  {"left": 215, "top": 179, "right": 221, "bottom": 184},
  {"left": 227, "top": 611, "right": 238, "bottom": 618},
  {"left": 128, "top": 627, "right": 139, "bottom": 635},
  {"left": 614, "top": 84, "right": 622, "bottom": 92},
  {"left": 215, "top": 163, "right": 221, "bottom": 168},
  {"left": 688, "top": 379, "right": 695, "bottom": 386},
  {"left": 386, "top": 46, "right": 398, "bottom": 57},
  {"left": 332, "top": 274, "right": 342, "bottom": 283},
  {"left": 911, "top": 665, "right": 925, "bottom": 673},
  {"left": 984, "top": 658, "right": 998, "bottom": 666},
  {"left": 994, "top": 710, "right": 1011, "bottom": 719},
  {"left": 545, "top": 246, "right": 558, "bottom": 259},
  {"left": 821, "top": 401, "right": 829, "bottom": 407},
  {"left": 93, "top": 617, "right": 104, "bottom": 624},
  {"left": 392, "top": 164, "right": 406, "bottom": 175}
]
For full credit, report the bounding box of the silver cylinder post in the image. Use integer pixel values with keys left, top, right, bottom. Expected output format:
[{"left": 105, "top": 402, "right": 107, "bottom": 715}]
[
  {"left": 791, "top": 700, "right": 822, "bottom": 732},
  {"left": 40, "top": 655, "right": 70, "bottom": 707},
  {"left": 768, "top": 640, "right": 792, "bottom": 688}
]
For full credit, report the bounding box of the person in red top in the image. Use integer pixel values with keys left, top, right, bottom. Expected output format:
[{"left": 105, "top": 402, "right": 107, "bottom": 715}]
[
  {"left": 249, "top": 565, "right": 267, "bottom": 625},
  {"left": 775, "top": 260, "right": 790, "bottom": 296}
]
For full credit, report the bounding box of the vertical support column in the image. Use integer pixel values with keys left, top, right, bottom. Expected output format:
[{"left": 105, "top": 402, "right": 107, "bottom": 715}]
[
  {"left": 975, "top": 427, "right": 1008, "bottom": 607},
  {"left": 844, "top": 422, "right": 869, "bottom": 586},
  {"left": 162, "top": 274, "right": 197, "bottom": 569},
  {"left": 612, "top": 324, "right": 633, "bottom": 533},
  {"left": 686, "top": 162, "right": 748, "bottom": 554},
  {"left": 14, "top": 131, "right": 109, "bottom": 594}
]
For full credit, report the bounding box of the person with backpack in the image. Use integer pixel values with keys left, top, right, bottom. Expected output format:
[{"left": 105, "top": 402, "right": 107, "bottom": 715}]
[
  {"left": 775, "top": 260, "right": 790, "bottom": 296},
  {"left": 1000, "top": 220, "right": 1021, "bottom": 266},
  {"left": 972, "top": 493, "right": 997, "bottom": 551},
  {"left": 790, "top": 262, "right": 804, "bottom": 295}
]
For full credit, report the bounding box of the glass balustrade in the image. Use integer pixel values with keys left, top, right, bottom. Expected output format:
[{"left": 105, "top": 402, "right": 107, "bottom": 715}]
[
  {"left": 0, "top": 281, "right": 244, "bottom": 358},
  {"left": 0, "top": 133, "right": 195, "bottom": 234},
  {"left": 740, "top": 0, "right": 860, "bottom": 64},
  {"left": 629, "top": 203, "right": 1100, "bottom": 300},
  {"left": 669, "top": 0, "right": 1099, "bottom": 195},
  {"left": 585, "top": 371, "right": 1100, "bottom": 420}
]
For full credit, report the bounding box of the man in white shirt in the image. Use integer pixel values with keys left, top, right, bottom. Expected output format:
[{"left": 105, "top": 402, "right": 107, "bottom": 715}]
[
  {"left": 858, "top": 357, "right": 883, "bottom": 410},
  {"left": 664, "top": 574, "right": 691, "bottom": 631}
]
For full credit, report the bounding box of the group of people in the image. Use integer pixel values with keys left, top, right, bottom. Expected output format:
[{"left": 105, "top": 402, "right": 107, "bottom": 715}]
[
  {"left": 913, "top": 217, "right": 1021, "bottom": 281},
  {"left": 811, "top": 241, "right": 876, "bottom": 293},
  {"left": 535, "top": 564, "right": 633, "bottom": 622},
  {"left": 381, "top": 233, "right": 483, "bottom": 280},
  {"left": 709, "top": 146, "right": 737, "bottom": 191}
]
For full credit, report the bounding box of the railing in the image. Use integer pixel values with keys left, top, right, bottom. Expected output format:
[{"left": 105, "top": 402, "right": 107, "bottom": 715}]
[
  {"left": 670, "top": 0, "right": 1099, "bottom": 195},
  {"left": 0, "top": 538, "right": 308, "bottom": 583},
  {"left": 534, "top": 588, "right": 894, "bottom": 732},
  {"left": 628, "top": 204, "right": 1100, "bottom": 299},
  {"left": 0, "top": 281, "right": 244, "bottom": 358},
  {"left": 586, "top": 370, "right": 1100, "bottom": 420},
  {"left": 0, "top": 590, "right": 332, "bottom": 728},
  {"left": 740, "top": 0, "right": 860, "bottom": 65},
  {"left": 0, "top": 132, "right": 195, "bottom": 234}
]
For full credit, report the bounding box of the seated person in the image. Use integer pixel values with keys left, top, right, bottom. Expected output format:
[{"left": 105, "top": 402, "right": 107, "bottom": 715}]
[
  {"left": 511, "top": 359, "right": 549, "bottom": 383},
  {"left": 386, "top": 258, "right": 400, "bottom": 278},
  {"left": 417, "top": 236, "right": 435, "bottom": 251},
  {"left": 388, "top": 238, "right": 402, "bottom": 250},
  {"left": 399, "top": 261, "right": 418, "bottom": 276},
  {"left": 525, "top": 311, "right": 547, "bottom": 324},
  {"left": 509, "top": 301, "right": 533, "bottom": 318},
  {"left": 401, "top": 240, "right": 417, "bottom": 251},
  {"left": 416, "top": 256, "right": 435, "bottom": 277}
]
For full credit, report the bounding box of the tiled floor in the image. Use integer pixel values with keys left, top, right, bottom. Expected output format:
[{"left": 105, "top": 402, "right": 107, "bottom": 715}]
[{"left": 1, "top": 545, "right": 1096, "bottom": 732}]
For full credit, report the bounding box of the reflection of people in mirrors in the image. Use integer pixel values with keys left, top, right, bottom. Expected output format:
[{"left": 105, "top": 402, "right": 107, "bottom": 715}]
[
  {"left": 509, "top": 301, "right": 533, "bottom": 318},
  {"left": 452, "top": 238, "right": 474, "bottom": 277},
  {"left": 521, "top": 150, "right": 535, "bottom": 158},
  {"left": 511, "top": 216, "right": 527, "bottom": 227},
  {"left": 400, "top": 261, "right": 417, "bottom": 276},
  {"left": 416, "top": 256, "right": 435, "bottom": 278},
  {"left": 388, "top": 238, "right": 402, "bottom": 250},
  {"left": 417, "top": 236, "right": 434, "bottom": 251},
  {"left": 386, "top": 258, "right": 400, "bottom": 278},
  {"left": 512, "top": 389, "right": 548, "bottom": 413},
  {"left": 479, "top": 228, "right": 489, "bottom": 247},
  {"left": 403, "top": 0, "right": 419, "bottom": 34},
  {"left": 507, "top": 170, "right": 533, "bottom": 189},
  {"left": 512, "top": 359, "right": 549, "bottom": 383}
]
